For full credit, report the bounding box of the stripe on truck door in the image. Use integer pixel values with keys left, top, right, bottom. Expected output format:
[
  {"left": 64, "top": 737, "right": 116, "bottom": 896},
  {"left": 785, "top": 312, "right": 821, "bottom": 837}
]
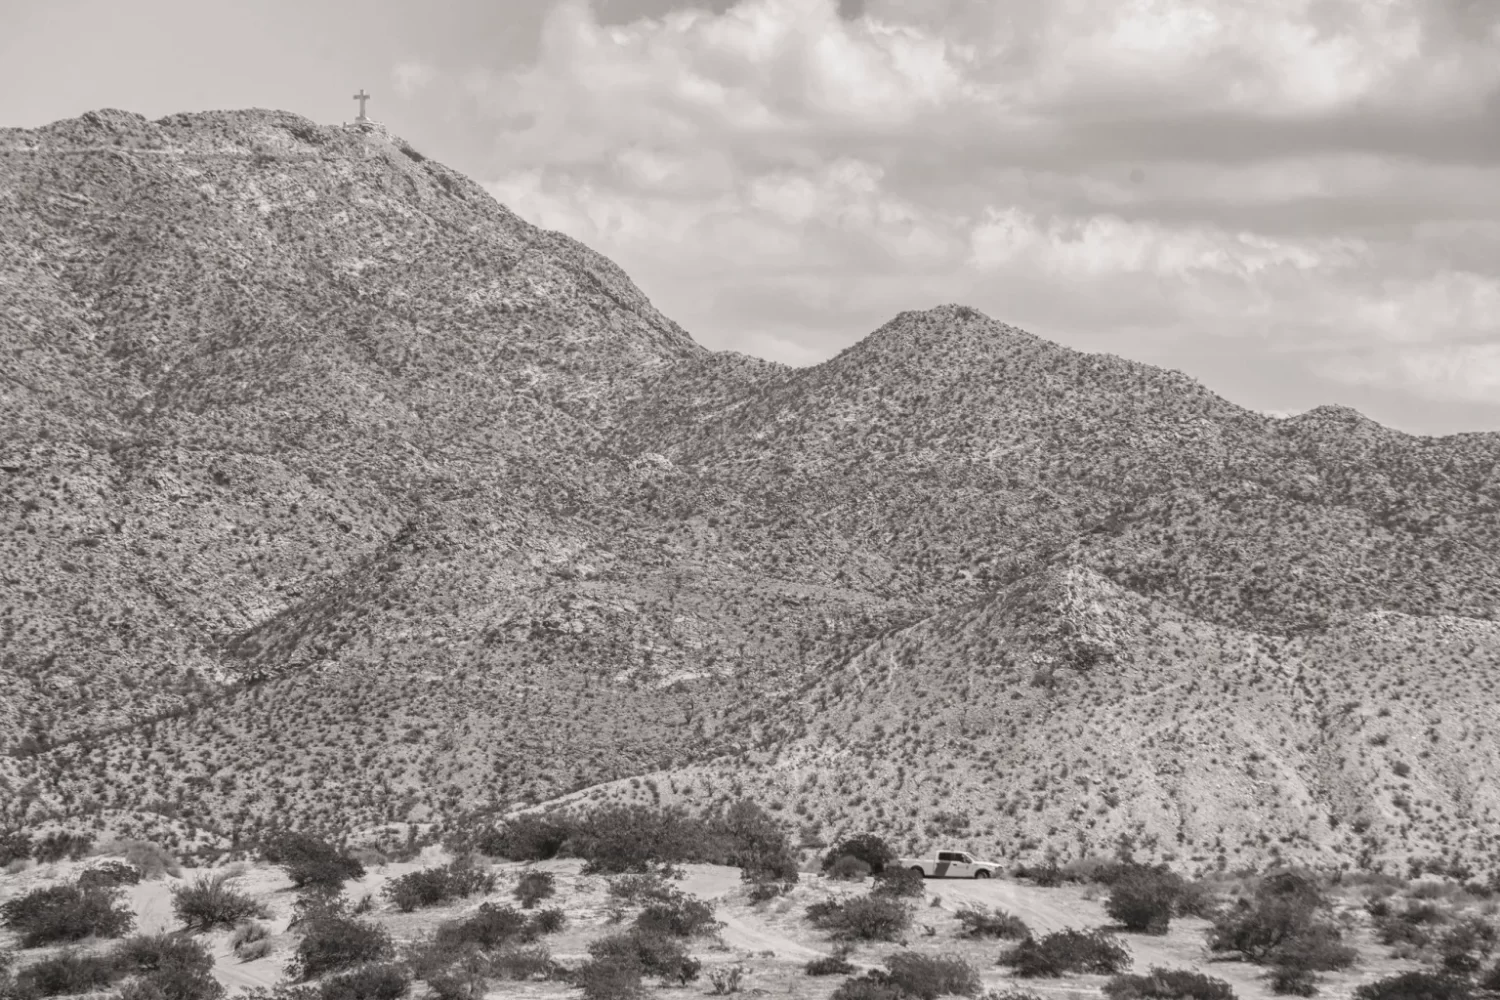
[{"left": 935, "top": 861, "right": 949, "bottom": 878}]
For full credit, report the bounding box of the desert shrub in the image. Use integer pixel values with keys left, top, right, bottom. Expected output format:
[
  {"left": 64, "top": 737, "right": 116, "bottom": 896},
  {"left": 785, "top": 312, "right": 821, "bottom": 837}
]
[
  {"left": 117, "top": 840, "right": 181, "bottom": 879},
  {"left": 513, "top": 870, "right": 555, "bottom": 909},
  {"left": 607, "top": 872, "right": 679, "bottom": 906},
  {"left": 434, "top": 903, "right": 531, "bottom": 950},
  {"left": 806, "top": 895, "right": 911, "bottom": 941},
  {"left": 11, "top": 950, "right": 120, "bottom": 997},
  {"left": 573, "top": 955, "right": 646, "bottom": 1000},
  {"left": 262, "top": 832, "right": 365, "bottom": 891},
  {"left": 1434, "top": 916, "right": 1498, "bottom": 973},
  {"left": 290, "top": 915, "right": 393, "bottom": 980},
  {"left": 172, "top": 872, "right": 270, "bottom": 931},
  {"left": 382, "top": 860, "right": 495, "bottom": 912},
  {"left": 821, "top": 834, "right": 895, "bottom": 875},
  {"left": 0, "top": 831, "right": 32, "bottom": 866},
  {"left": 956, "top": 906, "right": 1031, "bottom": 940},
  {"left": 115, "top": 933, "right": 215, "bottom": 974},
  {"left": 883, "top": 951, "right": 983, "bottom": 998},
  {"left": 828, "top": 855, "right": 873, "bottom": 882},
  {"left": 290, "top": 889, "right": 351, "bottom": 928},
  {"left": 528, "top": 907, "right": 566, "bottom": 935},
  {"left": 633, "top": 893, "right": 718, "bottom": 938},
  {"left": 31, "top": 832, "right": 94, "bottom": 864},
  {"left": 707, "top": 963, "right": 747, "bottom": 994},
  {"left": 317, "top": 963, "right": 410, "bottom": 1000},
  {"left": 0, "top": 883, "right": 135, "bottom": 946},
  {"left": 570, "top": 804, "right": 701, "bottom": 875},
  {"left": 587, "top": 929, "right": 700, "bottom": 985},
  {"left": 1105, "top": 967, "right": 1238, "bottom": 1000},
  {"left": 1000, "top": 928, "right": 1133, "bottom": 977},
  {"left": 78, "top": 861, "right": 142, "bottom": 888},
  {"left": 1107, "top": 867, "right": 1186, "bottom": 933},
  {"left": 1374, "top": 901, "right": 1449, "bottom": 947},
  {"left": 1352, "top": 972, "right": 1473, "bottom": 1000},
  {"left": 873, "top": 866, "right": 926, "bottom": 898},
  {"left": 1207, "top": 871, "right": 1339, "bottom": 964},
  {"left": 491, "top": 944, "right": 556, "bottom": 981},
  {"left": 1267, "top": 967, "right": 1320, "bottom": 996},
  {"left": 475, "top": 815, "right": 570, "bottom": 862},
  {"left": 231, "top": 921, "right": 272, "bottom": 959},
  {"left": 830, "top": 972, "right": 910, "bottom": 1000},
  {"left": 117, "top": 965, "right": 227, "bottom": 1000},
  {"left": 806, "top": 955, "right": 857, "bottom": 976},
  {"left": 1268, "top": 922, "right": 1358, "bottom": 974}
]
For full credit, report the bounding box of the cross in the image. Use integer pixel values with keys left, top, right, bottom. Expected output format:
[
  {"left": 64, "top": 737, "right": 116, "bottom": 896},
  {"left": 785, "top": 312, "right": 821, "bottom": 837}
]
[{"left": 353, "top": 89, "right": 370, "bottom": 121}]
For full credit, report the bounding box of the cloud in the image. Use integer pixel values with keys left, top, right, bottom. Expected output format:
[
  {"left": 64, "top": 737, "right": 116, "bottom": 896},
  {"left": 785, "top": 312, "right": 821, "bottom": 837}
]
[
  {"left": 460, "top": 0, "right": 1500, "bottom": 431},
  {"left": 392, "top": 61, "right": 437, "bottom": 99}
]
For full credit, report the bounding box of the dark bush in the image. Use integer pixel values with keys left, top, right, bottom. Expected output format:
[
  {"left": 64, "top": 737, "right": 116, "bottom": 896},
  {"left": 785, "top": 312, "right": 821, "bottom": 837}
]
[
  {"left": 32, "top": 832, "right": 94, "bottom": 864},
  {"left": 231, "top": 921, "right": 272, "bottom": 960},
  {"left": 172, "top": 872, "right": 270, "bottom": 931},
  {"left": 12, "top": 950, "right": 120, "bottom": 997},
  {"left": 1268, "top": 923, "right": 1358, "bottom": 974},
  {"left": 1373, "top": 901, "right": 1447, "bottom": 947},
  {"left": 821, "top": 835, "right": 895, "bottom": 876},
  {"left": 828, "top": 856, "right": 873, "bottom": 882},
  {"left": 79, "top": 861, "right": 143, "bottom": 888},
  {"left": 587, "top": 929, "right": 700, "bottom": 985},
  {"left": 475, "top": 815, "right": 570, "bottom": 862},
  {"left": 116, "top": 965, "right": 227, "bottom": 1000},
  {"left": 873, "top": 866, "right": 926, "bottom": 898},
  {"left": 114, "top": 933, "right": 215, "bottom": 974},
  {"left": 318, "top": 963, "right": 410, "bottom": 1000},
  {"left": 1352, "top": 972, "right": 1473, "bottom": 1000},
  {"left": 1000, "top": 928, "right": 1133, "bottom": 977},
  {"left": 0, "top": 831, "right": 32, "bottom": 866},
  {"left": 490, "top": 944, "right": 556, "bottom": 981},
  {"left": 1107, "top": 867, "right": 1185, "bottom": 934},
  {"left": 882, "top": 951, "right": 983, "bottom": 998},
  {"left": 0, "top": 883, "right": 135, "bottom": 947},
  {"left": 829, "top": 972, "right": 909, "bottom": 1000},
  {"left": 1479, "top": 960, "right": 1500, "bottom": 992},
  {"left": 805, "top": 955, "right": 857, "bottom": 976},
  {"left": 262, "top": 832, "right": 365, "bottom": 891},
  {"left": 513, "top": 870, "right": 555, "bottom": 909},
  {"left": 806, "top": 895, "right": 911, "bottom": 941},
  {"left": 1105, "top": 967, "right": 1238, "bottom": 1000},
  {"left": 1267, "top": 967, "right": 1320, "bottom": 996},
  {"left": 382, "top": 860, "right": 495, "bottom": 912},
  {"left": 607, "top": 872, "right": 679, "bottom": 906},
  {"left": 955, "top": 906, "right": 1030, "bottom": 940},
  {"left": 573, "top": 955, "right": 645, "bottom": 1000},
  {"left": 570, "top": 805, "right": 700, "bottom": 875},
  {"left": 1434, "top": 916, "right": 1498, "bottom": 974},
  {"left": 434, "top": 903, "right": 531, "bottom": 950},
  {"left": 528, "top": 907, "right": 566, "bottom": 935},
  {"left": 1207, "top": 872, "right": 1336, "bottom": 964},
  {"left": 634, "top": 893, "right": 718, "bottom": 938},
  {"left": 291, "top": 916, "right": 394, "bottom": 980}
]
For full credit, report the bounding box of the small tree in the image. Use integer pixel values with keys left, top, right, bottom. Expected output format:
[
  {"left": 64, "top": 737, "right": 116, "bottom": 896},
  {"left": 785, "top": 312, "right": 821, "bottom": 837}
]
[
  {"left": 514, "top": 870, "right": 556, "bottom": 909},
  {"left": 262, "top": 831, "right": 365, "bottom": 891},
  {"left": 1105, "top": 968, "right": 1238, "bottom": 1000},
  {"left": 290, "top": 915, "right": 394, "bottom": 980},
  {"left": 1000, "top": 929, "right": 1132, "bottom": 977},
  {"left": 1352, "top": 972, "right": 1473, "bottom": 1000},
  {"left": 0, "top": 884, "right": 135, "bottom": 947},
  {"left": 1107, "top": 867, "right": 1185, "bottom": 934}
]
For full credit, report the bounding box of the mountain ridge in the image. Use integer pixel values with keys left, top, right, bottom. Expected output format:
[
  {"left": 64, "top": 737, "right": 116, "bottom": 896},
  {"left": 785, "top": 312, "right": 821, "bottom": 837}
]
[{"left": 3, "top": 108, "right": 1498, "bottom": 876}]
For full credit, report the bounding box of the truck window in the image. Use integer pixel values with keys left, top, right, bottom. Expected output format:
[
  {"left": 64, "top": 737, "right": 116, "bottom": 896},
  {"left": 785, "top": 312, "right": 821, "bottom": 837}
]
[{"left": 938, "top": 852, "right": 958, "bottom": 862}]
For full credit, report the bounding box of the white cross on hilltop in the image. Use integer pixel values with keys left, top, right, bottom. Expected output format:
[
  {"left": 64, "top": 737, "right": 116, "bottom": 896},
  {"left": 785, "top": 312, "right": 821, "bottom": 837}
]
[{"left": 353, "top": 89, "right": 370, "bottom": 122}]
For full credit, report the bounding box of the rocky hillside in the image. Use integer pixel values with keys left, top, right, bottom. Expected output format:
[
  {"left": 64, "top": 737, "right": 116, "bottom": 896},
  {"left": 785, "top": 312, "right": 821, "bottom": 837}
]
[{"left": 2, "top": 108, "right": 1498, "bottom": 874}]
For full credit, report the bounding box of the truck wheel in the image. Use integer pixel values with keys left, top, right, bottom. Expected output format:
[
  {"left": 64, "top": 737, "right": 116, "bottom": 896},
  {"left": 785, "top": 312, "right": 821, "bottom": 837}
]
[
  {"left": 910, "top": 866, "right": 927, "bottom": 878},
  {"left": 975, "top": 870, "right": 991, "bottom": 879}
]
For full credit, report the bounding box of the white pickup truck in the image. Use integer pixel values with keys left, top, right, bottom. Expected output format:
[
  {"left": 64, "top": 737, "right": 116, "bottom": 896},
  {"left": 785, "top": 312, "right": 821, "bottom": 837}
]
[{"left": 897, "top": 849, "right": 1001, "bottom": 879}]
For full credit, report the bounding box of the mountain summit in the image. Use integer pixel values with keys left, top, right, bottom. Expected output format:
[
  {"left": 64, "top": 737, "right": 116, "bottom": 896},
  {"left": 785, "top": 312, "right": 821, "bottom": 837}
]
[{"left": 3, "top": 109, "right": 1498, "bottom": 873}]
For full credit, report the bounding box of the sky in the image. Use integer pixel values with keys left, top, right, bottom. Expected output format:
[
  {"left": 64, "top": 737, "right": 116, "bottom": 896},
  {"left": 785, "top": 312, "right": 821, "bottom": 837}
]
[{"left": 3, "top": 0, "right": 1499, "bottom": 435}]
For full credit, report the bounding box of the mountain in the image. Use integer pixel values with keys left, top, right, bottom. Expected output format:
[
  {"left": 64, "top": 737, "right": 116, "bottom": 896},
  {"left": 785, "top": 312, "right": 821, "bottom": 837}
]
[{"left": 2, "top": 108, "right": 1498, "bottom": 875}]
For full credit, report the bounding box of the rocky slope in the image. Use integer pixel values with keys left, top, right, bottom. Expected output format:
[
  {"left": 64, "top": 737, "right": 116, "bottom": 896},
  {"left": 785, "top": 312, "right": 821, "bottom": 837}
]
[{"left": 3, "top": 108, "right": 1498, "bottom": 874}]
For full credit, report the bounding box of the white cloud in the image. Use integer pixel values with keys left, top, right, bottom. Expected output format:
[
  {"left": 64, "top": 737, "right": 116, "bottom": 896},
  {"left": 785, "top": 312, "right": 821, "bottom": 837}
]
[
  {"left": 456, "top": 0, "right": 1500, "bottom": 431},
  {"left": 392, "top": 61, "right": 437, "bottom": 99}
]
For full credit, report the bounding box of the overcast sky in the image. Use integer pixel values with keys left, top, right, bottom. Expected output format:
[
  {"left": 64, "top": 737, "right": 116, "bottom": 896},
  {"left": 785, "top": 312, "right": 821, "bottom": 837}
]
[{"left": 4, "top": 0, "right": 1499, "bottom": 435}]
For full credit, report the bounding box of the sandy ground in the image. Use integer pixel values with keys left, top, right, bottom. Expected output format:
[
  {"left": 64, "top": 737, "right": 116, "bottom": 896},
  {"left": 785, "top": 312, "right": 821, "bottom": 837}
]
[{"left": 0, "top": 855, "right": 1435, "bottom": 1000}]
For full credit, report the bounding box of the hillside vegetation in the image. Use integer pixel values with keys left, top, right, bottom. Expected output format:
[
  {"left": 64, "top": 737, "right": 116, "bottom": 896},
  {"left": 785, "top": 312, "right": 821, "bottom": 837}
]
[{"left": 1, "top": 108, "right": 1498, "bottom": 877}]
